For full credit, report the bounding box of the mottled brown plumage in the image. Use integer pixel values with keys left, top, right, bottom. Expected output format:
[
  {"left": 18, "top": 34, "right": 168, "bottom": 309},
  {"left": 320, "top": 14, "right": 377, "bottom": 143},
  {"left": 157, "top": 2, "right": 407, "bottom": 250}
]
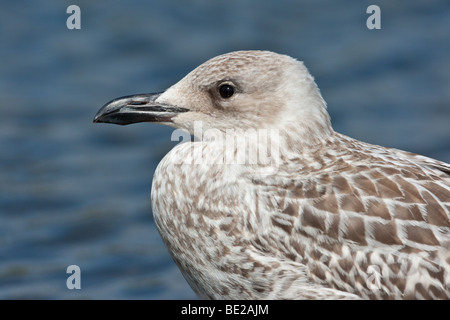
[{"left": 95, "top": 50, "right": 450, "bottom": 299}]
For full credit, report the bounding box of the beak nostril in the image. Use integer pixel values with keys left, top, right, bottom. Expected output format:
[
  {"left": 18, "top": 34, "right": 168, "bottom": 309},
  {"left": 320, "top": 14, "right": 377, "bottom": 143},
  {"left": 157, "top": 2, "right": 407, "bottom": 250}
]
[{"left": 128, "top": 100, "right": 148, "bottom": 106}]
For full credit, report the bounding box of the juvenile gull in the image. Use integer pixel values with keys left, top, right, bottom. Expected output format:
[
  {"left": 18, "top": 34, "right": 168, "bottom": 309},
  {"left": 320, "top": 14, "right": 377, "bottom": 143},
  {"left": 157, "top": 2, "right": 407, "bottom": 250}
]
[{"left": 94, "top": 50, "right": 450, "bottom": 299}]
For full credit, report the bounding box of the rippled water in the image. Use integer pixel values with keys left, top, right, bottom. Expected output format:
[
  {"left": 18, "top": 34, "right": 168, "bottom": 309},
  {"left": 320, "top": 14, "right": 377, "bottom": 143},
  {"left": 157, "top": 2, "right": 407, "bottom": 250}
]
[{"left": 0, "top": 0, "right": 449, "bottom": 299}]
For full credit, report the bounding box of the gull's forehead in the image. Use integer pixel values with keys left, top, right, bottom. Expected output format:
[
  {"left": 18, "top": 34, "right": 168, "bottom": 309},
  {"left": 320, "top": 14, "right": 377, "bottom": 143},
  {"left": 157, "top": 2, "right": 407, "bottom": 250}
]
[{"left": 186, "top": 50, "right": 295, "bottom": 88}]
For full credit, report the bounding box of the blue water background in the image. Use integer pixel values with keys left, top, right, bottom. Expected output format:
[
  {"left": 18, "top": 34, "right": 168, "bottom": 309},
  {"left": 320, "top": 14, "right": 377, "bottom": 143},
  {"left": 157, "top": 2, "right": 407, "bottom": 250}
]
[{"left": 0, "top": 0, "right": 449, "bottom": 299}]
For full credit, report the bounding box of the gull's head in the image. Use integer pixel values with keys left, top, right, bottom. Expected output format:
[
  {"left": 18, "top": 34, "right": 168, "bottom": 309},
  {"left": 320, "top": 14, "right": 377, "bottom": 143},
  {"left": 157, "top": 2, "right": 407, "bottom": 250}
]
[{"left": 94, "top": 50, "right": 332, "bottom": 143}]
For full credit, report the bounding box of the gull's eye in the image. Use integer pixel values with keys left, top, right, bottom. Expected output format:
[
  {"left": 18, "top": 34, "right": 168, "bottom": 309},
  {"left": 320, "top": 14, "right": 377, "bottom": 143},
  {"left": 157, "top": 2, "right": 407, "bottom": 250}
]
[{"left": 218, "top": 84, "right": 235, "bottom": 99}]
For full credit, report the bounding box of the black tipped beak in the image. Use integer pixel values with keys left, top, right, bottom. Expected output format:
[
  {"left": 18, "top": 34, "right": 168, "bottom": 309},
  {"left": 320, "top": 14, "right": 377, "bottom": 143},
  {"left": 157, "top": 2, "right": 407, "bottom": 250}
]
[{"left": 93, "top": 93, "right": 189, "bottom": 125}]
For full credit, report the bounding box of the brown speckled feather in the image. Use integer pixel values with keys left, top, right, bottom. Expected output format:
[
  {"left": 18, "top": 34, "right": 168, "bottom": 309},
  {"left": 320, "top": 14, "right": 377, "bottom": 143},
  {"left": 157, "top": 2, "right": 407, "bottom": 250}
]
[{"left": 245, "top": 132, "right": 450, "bottom": 299}]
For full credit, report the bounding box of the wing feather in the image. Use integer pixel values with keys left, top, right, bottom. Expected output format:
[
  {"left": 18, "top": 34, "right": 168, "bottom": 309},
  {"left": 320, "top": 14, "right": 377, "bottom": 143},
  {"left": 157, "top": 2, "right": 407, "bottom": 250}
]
[{"left": 243, "top": 133, "right": 450, "bottom": 298}]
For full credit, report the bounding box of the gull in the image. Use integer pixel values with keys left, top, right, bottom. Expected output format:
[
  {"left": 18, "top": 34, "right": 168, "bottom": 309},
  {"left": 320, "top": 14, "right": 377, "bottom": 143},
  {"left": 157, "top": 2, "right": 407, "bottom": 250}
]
[{"left": 94, "top": 50, "right": 450, "bottom": 299}]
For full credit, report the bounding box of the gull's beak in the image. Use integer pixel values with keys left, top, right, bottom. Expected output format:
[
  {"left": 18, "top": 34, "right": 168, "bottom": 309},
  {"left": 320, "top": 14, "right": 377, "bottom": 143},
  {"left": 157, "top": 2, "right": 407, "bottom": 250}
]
[{"left": 93, "top": 92, "right": 189, "bottom": 125}]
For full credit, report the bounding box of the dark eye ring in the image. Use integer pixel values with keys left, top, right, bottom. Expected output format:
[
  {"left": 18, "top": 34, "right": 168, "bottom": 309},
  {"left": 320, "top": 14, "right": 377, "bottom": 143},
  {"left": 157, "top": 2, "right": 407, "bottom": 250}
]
[{"left": 218, "top": 84, "right": 235, "bottom": 99}]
